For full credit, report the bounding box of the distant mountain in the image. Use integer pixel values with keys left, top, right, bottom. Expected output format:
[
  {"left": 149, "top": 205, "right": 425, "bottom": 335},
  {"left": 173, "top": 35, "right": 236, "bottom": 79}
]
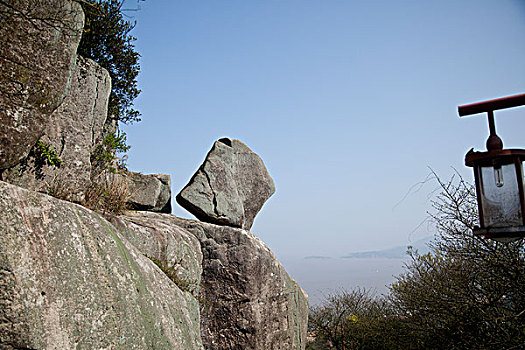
[
  {"left": 341, "top": 236, "right": 433, "bottom": 259},
  {"left": 304, "top": 256, "right": 332, "bottom": 260}
]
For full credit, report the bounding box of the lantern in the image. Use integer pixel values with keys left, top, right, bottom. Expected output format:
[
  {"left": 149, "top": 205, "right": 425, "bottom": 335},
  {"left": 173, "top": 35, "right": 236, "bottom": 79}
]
[{"left": 458, "top": 93, "right": 525, "bottom": 242}]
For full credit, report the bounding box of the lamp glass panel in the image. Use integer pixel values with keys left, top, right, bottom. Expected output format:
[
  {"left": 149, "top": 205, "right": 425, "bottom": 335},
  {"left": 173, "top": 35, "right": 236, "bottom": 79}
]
[{"left": 479, "top": 164, "right": 523, "bottom": 227}]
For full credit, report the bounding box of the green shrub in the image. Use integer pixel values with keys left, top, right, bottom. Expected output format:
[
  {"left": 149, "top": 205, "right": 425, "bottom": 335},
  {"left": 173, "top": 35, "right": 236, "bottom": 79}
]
[
  {"left": 79, "top": 0, "right": 144, "bottom": 168},
  {"left": 19, "top": 140, "right": 62, "bottom": 179},
  {"left": 78, "top": 0, "right": 142, "bottom": 125},
  {"left": 308, "top": 288, "right": 412, "bottom": 350},
  {"left": 308, "top": 175, "right": 525, "bottom": 350},
  {"left": 91, "top": 131, "right": 131, "bottom": 175}
]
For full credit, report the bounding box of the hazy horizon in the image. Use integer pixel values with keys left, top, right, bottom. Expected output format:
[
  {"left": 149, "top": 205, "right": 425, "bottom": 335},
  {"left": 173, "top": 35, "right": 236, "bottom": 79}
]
[
  {"left": 283, "top": 256, "right": 408, "bottom": 306},
  {"left": 284, "top": 236, "right": 431, "bottom": 305}
]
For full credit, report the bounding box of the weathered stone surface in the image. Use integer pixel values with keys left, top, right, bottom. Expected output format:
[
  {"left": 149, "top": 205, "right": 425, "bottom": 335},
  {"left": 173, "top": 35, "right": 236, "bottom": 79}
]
[
  {"left": 109, "top": 211, "right": 202, "bottom": 291},
  {"left": 177, "top": 138, "right": 275, "bottom": 230},
  {"left": 123, "top": 172, "right": 172, "bottom": 213},
  {"left": 2, "top": 55, "right": 111, "bottom": 201},
  {"left": 0, "top": 0, "right": 84, "bottom": 170},
  {"left": 0, "top": 181, "right": 203, "bottom": 349},
  {"left": 172, "top": 217, "right": 309, "bottom": 350}
]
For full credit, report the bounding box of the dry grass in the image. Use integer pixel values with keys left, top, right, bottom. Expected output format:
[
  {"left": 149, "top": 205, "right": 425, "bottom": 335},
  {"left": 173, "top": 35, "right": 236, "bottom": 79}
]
[
  {"left": 44, "top": 175, "right": 77, "bottom": 202},
  {"left": 35, "top": 173, "right": 80, "bottom": 203},
  {"left": 147, "top": 256, "right": 199, "bottom": 295},
  {"left": 82, "top": 173, "right": 131, "bottom": 215}
]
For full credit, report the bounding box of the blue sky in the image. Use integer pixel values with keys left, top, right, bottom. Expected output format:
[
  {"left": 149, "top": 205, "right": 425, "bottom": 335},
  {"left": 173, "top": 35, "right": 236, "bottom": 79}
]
[{"left": 122, "top": 0, "right": 525, "bottom": 260}]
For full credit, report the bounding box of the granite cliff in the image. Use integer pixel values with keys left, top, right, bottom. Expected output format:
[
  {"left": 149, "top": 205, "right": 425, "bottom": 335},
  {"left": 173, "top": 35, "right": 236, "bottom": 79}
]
[{"left": 0, "top": 0, "right": 308, "bottom": 349}]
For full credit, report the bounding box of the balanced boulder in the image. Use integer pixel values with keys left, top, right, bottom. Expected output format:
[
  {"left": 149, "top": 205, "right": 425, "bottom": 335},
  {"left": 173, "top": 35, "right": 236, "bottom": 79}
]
[{"left": 176, "top": 138, "right": 275, "bottom": 230}]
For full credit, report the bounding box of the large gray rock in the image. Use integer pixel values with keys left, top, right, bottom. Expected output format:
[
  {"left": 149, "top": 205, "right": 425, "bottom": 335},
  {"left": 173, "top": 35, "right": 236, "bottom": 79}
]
[
  {"left": 0, "top": 0, "right": 84, "bottom": 170},
  {"left": 123, "top": 172, "right": 172, "bottom": 213},
  {"left": 0, "top": 180, "right": 203, "bottom": 349},
  {"left": 177, "top": 138, "right": 275, "bottom": 230},
  {"left": 43, "top": 55, "right": 111, "bottom": 186},
  {"left": 172, "top": 217, "right": 309, "bottom": 350},
  {"left": 2, "top": 55, "right": 112, "bottom": 201},
  {"left": 109, "top": 211, "right": 202, "bottom": 291}
]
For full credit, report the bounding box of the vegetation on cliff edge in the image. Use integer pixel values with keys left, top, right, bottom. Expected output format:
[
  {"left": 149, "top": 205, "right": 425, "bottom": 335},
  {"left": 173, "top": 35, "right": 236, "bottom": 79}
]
[
  {"left": 308, "top": 174, "right": 525, "bottom": 350},
  {"left": 78, "top": 0, "right": 142, "bottom": 125}
]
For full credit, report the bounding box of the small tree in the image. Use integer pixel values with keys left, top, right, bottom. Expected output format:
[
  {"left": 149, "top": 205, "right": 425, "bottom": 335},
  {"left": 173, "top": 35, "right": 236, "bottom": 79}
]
[
  {"left": 78, "top": 0, "right": 144, "bottom": 174},
  {"left": 308, "top": 288, "right": 413, "bottom": 350},
  {"left": 78, "top": 0, "right": 141, "bottom": 125},
  {"left": 390, "top": 174, "right": 525, "bottom": 349},
  {"left": 307, "top": 174, "right": 525, "bottom": 349}
]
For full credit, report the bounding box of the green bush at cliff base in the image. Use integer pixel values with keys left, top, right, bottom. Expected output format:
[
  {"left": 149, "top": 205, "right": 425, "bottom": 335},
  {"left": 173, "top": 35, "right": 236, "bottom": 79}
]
[{"left": 308, "top": 289, "right": 412, "bottom": 350}]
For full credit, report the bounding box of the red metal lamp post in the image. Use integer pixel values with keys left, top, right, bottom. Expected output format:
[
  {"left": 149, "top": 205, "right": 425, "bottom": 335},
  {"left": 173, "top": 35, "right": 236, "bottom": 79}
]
[{"left": 458, "top": 93, "right": 525, "bottom": 242}]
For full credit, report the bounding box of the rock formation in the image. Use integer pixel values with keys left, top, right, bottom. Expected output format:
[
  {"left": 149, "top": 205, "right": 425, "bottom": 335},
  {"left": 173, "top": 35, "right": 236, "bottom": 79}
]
[
  {"left": 0, "top": 1, "right": 308, "bottom": 349},
  {"left": 175, "top": 138, "right": 307, "bottom": 349},
  {"left": 177, "top": 138, "right": 276, "bottom": 230},
  {"left": 172, "top": 217, "right": 309, "bottom": 350},
  {"left": 2, "top": 55, "right": 111, "bottom": 201},
  {"left": 0, "top": 181, "right": 203, "bottom": 349},
  {"left": 0, "top": 0, "right": 84, "bottom": 170},
  {"left": 121, "top": 172, "right": 172, "bottom": 213},
  {"left": 1, "top": 52, "right": 172, "bottom": 211}
]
